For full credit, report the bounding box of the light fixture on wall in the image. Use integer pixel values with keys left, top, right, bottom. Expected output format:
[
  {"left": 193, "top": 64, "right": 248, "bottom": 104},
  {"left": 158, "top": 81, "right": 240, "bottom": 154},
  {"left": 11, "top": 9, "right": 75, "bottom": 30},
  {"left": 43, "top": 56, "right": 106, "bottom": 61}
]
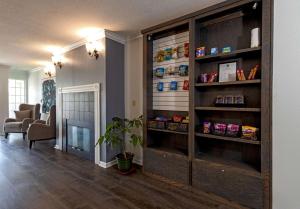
[
  {"left": 84, "top": 29, "right": 105, "bottom": 59},
  {"left": 51, "top": 53, "right": 63, "bottom": 69},
  {"left": 44, "top": 63, "right": 56, "bottom": 78}
]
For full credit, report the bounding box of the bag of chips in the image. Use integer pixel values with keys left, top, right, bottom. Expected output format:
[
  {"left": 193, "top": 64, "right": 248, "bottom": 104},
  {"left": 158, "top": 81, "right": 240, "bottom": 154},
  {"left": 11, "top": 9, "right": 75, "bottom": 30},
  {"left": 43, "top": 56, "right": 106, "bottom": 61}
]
[
  {"left": 213, "top": 123, "right": 227, "bottom": 135},
  {"left": 203, "top": 121, "right": 211, "bottom": 134},
  {"left": 226, "top": 124, "right": 240, "bottom": 137},
  {"left": 241, "top": 126, "right": 259, "bottom": 140}
]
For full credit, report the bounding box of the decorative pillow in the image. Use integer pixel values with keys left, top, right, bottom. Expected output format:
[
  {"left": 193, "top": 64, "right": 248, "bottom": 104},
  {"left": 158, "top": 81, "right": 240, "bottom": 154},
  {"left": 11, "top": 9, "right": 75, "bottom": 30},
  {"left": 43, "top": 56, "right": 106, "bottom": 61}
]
[{"left": 14, "top": 110, "right": 31, "bottom": 121}]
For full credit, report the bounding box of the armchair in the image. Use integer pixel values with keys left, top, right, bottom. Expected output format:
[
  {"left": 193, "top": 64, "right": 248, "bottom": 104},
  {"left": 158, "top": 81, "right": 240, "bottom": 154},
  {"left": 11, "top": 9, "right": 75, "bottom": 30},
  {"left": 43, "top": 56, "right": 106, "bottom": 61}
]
[
  {"left": 4, "top": 104, "right": 40, "bottom": 139},
  {"left": 27, "top": 105, "right": 56, "bottom": 149}
]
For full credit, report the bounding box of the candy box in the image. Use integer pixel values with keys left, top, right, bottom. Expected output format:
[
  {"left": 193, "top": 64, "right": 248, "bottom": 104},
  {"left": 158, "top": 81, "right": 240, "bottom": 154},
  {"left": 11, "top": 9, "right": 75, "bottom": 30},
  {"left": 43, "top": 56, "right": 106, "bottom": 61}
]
[
  {"left": 226, "top": 124, "right": 240, "bottom": 137},
  {"left": 222, "top": 46, "right": 232, "bottom": 53},
  {"left": 213, "top": 123, "right": 227, "bottom": 135}
]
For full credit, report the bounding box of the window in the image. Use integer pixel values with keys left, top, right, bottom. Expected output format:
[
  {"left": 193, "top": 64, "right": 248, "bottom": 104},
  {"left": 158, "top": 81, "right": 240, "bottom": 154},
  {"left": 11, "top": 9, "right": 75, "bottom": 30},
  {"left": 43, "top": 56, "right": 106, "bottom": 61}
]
[{"left": 9, "top": 79, "right": 26, "bottom": 117}]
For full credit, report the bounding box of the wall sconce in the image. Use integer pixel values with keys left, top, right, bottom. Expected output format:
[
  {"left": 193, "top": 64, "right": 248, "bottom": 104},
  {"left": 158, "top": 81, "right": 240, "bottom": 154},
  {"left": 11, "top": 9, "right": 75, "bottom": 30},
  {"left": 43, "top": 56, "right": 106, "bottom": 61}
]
[
  {"left": 84, "top": 29, "right": 105, "bottom": 59},
  {"left": 85, "top": 40, "right": 104, "bottom": 59},
  {"left": 51, "top": 53, "right": 63, "bottom": 69},
  {"left": 44, "top": 63, "right": 56, "bottom": 78}
]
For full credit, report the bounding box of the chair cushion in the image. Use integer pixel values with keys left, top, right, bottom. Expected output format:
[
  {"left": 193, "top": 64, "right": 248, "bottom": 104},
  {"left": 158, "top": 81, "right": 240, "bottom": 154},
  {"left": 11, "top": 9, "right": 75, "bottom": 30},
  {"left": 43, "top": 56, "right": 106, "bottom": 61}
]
[
  {"left": 4, "top": 122, "right": 23, "bottom": 132},
  {"left": 14, "top": 110, "right": 31, "bottom": 121}
]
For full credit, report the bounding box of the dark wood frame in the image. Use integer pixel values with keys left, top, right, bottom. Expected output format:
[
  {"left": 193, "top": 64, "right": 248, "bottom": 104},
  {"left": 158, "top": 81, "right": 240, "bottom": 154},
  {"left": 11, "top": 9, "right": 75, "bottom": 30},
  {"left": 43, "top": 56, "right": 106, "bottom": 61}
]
[{"left": 142, "top": 0, "right": 272, "bottom": 208}]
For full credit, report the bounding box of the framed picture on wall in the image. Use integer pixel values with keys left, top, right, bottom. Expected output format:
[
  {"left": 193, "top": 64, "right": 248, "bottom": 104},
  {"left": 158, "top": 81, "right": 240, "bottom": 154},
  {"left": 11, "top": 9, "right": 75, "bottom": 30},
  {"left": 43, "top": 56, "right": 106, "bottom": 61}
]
[{"left": 219, "top": 61, "right": 237, "bottom": 82}]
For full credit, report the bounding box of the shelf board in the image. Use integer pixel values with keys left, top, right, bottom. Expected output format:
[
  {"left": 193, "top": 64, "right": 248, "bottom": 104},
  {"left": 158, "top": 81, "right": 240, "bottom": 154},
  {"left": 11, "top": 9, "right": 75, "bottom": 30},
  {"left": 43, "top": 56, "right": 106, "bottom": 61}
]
[
  {"left": 194, "top": 106, "right": 261, "bottom": 112},
  {"left": 148, "top": 128, "right": 188, "bottom": 135},
  {"left": 195, "top": 133, "right": 261, "bottom": 145},
  {"left": 195, "top": 79, "right": 261, "bottom": 87},
  {"left": 195, "top": 47, "right": 261, "bottom": 61},
  {"left": 194, "top": 154, "right": 261, "bottom": 178},
  {"left": 147, "top": 147, "right": 188, "bottom": 157}
]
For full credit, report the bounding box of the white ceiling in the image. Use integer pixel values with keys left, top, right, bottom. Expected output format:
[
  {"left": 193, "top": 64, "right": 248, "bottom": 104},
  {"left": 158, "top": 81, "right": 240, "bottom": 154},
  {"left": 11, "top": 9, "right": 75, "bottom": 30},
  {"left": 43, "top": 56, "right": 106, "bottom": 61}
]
[{"left": 0, "top": 0, "right": 224, "bottom": 71}]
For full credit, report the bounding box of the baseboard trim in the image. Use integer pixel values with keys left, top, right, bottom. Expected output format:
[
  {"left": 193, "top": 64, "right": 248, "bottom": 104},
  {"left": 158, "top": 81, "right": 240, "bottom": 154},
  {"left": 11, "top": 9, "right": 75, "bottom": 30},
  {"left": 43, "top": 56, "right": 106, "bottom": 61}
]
[{"left": 98, "top": 160, "right": 117, "bottom": 168}]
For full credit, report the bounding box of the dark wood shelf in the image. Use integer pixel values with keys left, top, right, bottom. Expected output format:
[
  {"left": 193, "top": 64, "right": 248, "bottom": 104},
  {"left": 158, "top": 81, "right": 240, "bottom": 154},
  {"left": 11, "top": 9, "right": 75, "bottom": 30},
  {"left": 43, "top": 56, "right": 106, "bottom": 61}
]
[
  {"left": 194, "top": 154, "right": 261, "bottom": 178},
  {"left": 147, "top": 147, "right": 188, "bottom": 157},
  {"left": 195, "top": 79, "right": 261, "bottom": 87},
  {"left": 194, "top": 106, "right": 261, "bottom": 112},
  {"left": 148, "top": 128, "right": 188, "bottom": 135},
  {"left": 195, "top": 47, "right": 261, "bottom": 62},
  {"left": 195, "top": 133, "right": 261, "bottom": 145}
]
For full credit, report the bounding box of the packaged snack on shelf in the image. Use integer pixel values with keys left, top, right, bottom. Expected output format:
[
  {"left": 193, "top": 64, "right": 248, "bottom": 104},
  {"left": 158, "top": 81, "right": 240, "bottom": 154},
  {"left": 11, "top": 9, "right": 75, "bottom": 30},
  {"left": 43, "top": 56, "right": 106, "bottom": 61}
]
[
  {"left": 248, "top": 64, "right": 259, "bottom": 80},
  {"left": 184, "top": 43, "right": 189, "bottom": 57},
  {"left": 170, "top": 81, "right": 178, "bottom": 90},
  {"left": 215, "top": 95, "right": 225, "bottom": 104},
  {"left": 237, "top": 69, "right": 246, "bottom": 81},
  {"left": 241, "top": 126, "right": 259, "bottom": 140},
  {"left": 203, "top": 121, "right": 212, "bottom": 134},
  {"left": 208, "top": 72, "right": 218, "bottom": 83},
  {"left": 226, "top": 124, "right": 240, "bottom": 137},
  {"left": 222, "top": 46, "right": 232, "bottom": 53},
  {"left": 199, "top": 73, "right": 208, "bottom": 83},
  {"left": 167, "top": 122, "right": 179, "bottom": 131},
  {"left": 148, "top": 120, "right": 158, "bottom": 129},
  {"left": 173, "top": 115, "right": 183, "bottom": 123},
  {"left": 234, "top": 95, "right": 245, "bottom": 105},
  {"left": 179, "top": 65, "right": 189, "bottom": 76},
  {"left": 177, "top": 123, "right": 189, "bottom": 132},
  {"left": 183, "top": 80, "right": 189, "bottom": 90},
  {"left": 172, "top": 47, "right": 178, "bottom": 59},
  {"left": 164, "top": 48, "right": 173, "bottom": 61},
  {"left": 155, "top": 50, "right": 165, "bottom": 62},
  {"left": 211, "top": 47, "right": 218, "bottom": 55},
  {"left": 196, "top": 47, "right": 206, "bottom": 57},
  {"left": 182, "top": 116, "right": 189, "bottom": 124},
  {"left": 166, "top": 66, "right": 178, "bottom": 75},
  {"left": 157, "top": 82, "right": 164, "bottom": 91},
  {"left": 224, "top": 95, "right": 234, "bottom": 104},
  {"left": 154, "top": 67, "right": 165, "bottom": 78},
  {"left": 213, "top": 123, "right": 227, "bottom": 135}
]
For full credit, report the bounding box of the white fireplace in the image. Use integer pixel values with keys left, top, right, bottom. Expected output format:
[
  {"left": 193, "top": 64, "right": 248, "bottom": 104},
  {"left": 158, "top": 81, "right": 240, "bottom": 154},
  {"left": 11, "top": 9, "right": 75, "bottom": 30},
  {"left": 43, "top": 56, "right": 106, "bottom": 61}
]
[{"left": 56, "top": 83, "right": 101, "bottom": 164}]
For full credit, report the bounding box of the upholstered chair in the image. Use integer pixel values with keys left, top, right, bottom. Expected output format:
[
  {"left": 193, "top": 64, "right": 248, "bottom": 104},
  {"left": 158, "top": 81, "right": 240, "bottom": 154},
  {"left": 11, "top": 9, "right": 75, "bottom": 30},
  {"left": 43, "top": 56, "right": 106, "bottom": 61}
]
[
  {"left": 3, "top": 104, "right": 41, "bottom": 140},
  {"left": 27, "top": 105, "right": 56, "bottom": 149}
]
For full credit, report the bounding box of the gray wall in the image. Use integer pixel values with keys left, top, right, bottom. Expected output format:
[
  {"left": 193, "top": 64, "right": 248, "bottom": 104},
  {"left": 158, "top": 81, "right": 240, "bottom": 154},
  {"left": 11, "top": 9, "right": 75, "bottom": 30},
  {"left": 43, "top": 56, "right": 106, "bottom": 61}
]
[
  {"left": 56, "top": 38, "right": 125, "bottom": 163},
  {"left": 273, "top": 0, "right": 300, "bottom": 209},
  {"left": 0, "top": 66, "right": 9, "bottom": 135}
]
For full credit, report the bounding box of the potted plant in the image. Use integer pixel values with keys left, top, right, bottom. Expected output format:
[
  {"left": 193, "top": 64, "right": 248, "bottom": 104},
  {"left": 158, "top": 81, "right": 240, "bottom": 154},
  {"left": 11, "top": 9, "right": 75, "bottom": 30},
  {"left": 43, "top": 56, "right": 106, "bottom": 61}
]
[{"left": 97, "top": 115, "right": 143, "bottom": 172}]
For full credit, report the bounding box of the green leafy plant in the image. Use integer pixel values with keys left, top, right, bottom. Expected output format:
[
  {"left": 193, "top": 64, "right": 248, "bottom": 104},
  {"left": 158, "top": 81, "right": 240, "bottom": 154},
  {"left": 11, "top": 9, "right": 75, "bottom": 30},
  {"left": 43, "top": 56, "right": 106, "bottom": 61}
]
[{"left": 97, "top": 115, "right": 143, "bottom": 159}]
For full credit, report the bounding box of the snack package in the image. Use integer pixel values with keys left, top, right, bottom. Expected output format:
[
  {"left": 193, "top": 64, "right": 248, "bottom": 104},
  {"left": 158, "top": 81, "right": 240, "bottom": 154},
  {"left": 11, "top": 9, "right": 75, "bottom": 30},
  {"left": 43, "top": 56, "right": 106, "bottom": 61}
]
[
  {"left": 203, "top": 121, "right": 212, "bottom": 134},
  {"left": 183, "top": 80, "right": 189, "bottom": 90},
  {"left": 241, "top": 126, "right": 259, "bottom": 140},
  {"left": 237, "top": 69, "right": 246, "bottom": 81},
  {"left": 164, "top": 48, "right": 173, "bottom": 61},
  {"left": 215, "top": 95, "right": 225, "bottom": 105},
  {"left": 210, "top": 47, "right": 218, "bottom": 55},
  {"left": 196, "top": 47, "right": 206, "bottom": 57},
  {"left": 226, "top": 124, "right": 240, "bottom": 137},
  {"left": 172, "top": 47, "right": 178, "bottom": 59},
  {"left": 224, "top": 95, "right": 234, "bottom": 104},
  {"left": 179, "top": 65, "right": 189, "bottom": 76},
  {"left": 213, "top": 123, "right": 227, "bottom": 135},
  {"left": 157, "top": 82, "right": 164, "bottom": 91},
  {"left": 248, "top": 64, "right": 259, "bottom": 80},
  {"left": 200, "top": 73, "right": 208, "bottom": 83},
  {"left": 208, "top": 72, "right": 218, "bottom": 83},
  {"left": 173, "top": 115, "right": 183, "bottom": 123},
  {"left": 184, "top": 43, "right": 189, "bottom": 58},
  {"left": 155, "top": 68, "right": 165, "bottom": 78},
  {"left": 170, "top": 81, "right": 178, "bottom": 91},
  {"left": 234, "top": 95, "right": 245, "bottom": 105}
]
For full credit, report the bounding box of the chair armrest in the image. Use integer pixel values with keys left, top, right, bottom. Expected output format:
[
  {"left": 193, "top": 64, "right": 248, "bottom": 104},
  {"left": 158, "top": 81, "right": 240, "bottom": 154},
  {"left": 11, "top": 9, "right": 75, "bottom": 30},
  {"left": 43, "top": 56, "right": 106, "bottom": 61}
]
[
  {"left": 22, "top": 118, "right": 34, "bottom": 132},
  {"left": 5, "top": 118, "right": 17, "bottom": 123},
  {"left": 27, "top": 123, "right": 55, "bottom": 141},
  {"left": 32, "top": 120, "right": 46, "bottom": 124}
]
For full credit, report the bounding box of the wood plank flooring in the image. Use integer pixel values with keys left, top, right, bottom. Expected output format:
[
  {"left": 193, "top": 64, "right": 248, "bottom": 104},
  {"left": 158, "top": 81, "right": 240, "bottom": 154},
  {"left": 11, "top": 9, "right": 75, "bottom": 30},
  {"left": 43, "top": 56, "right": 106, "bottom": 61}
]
[{"left": 0, "top": 134, "right": 247, "bottom": 209}]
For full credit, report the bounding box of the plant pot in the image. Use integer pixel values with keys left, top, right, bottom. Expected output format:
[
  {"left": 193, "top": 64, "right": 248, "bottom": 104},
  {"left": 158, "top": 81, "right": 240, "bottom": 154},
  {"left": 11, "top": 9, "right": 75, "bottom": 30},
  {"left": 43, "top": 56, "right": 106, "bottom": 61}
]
[{"left": 116, "top": 153, "right": 134, "bottom": 171}]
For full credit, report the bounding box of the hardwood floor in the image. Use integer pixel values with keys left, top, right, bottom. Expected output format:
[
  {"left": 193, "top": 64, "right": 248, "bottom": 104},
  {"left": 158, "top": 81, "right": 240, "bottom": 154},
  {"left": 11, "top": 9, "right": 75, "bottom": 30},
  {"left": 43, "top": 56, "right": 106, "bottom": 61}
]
[{"left": 0, "top": 134, "right": 247, "bottom": 209}]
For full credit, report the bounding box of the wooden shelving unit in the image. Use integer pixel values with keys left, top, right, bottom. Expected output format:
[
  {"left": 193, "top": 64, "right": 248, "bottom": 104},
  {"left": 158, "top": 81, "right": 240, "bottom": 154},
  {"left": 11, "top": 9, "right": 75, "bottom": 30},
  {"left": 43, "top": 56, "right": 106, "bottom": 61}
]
[
  {"left": 195, "top": 132, "right": 261, "bottom": 145},
  {"left": 142, "top": 1, "right": 272, "bottom": 209},
  {"left": 194, "top": 106, "right": 261, "bottom": 112},
  {"left": 195, "top": 79, "right": 261, "bottom": 87},
  {"left": 148, "top": 128, "right": 188, "bottom": 135},
  {"left": 195, "top": 47, "right": 261, "bottom": 61}
]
